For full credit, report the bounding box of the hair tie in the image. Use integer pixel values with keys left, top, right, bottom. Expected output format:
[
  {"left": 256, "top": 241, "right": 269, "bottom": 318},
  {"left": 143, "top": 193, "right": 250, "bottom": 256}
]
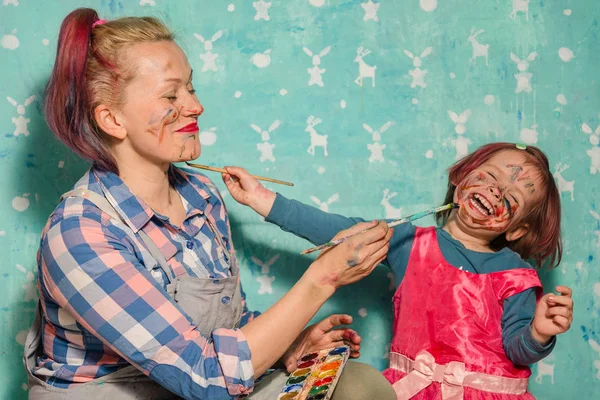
[
  {"left": 515, "top": 143, "right": 527, "bottom": 150},
  {"left": 92, "top": 19, "right": 107, "bottom": 28}
]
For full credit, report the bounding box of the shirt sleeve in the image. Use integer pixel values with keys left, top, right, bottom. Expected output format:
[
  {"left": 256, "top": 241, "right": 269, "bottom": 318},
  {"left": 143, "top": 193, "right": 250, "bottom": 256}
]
[
  {"left": 266, "top": 193, "right": 415, "bottom": 279},
  {"left": 40, "top": 215, "right": 255, "bottom": 399},
  {"left": 502, "top": 288, "right": 556, "bottom": 366}
]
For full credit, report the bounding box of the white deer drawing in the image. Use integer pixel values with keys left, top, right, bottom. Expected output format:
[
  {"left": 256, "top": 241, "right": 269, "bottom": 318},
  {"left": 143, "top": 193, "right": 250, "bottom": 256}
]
[
  {"left": 306, "top": 116, "right": 328, "bottom": 156},
  {"left": 194, "top": 30, "right": 223, "bottom": 72},
  {"left": 553, "top": 163, "right": 575, "bottom": 201},
  {"left": 509, "top": 0, "right": 530, "bottom": 21},
  {"left": 251, "top": 254, "right": 280, "bottom": 274},
  {"left": 404, "top": 47, "right": 432, "bottom": 88},
  {"left": 468, "top": 28, "right": 489, "bottom": 66},
  {"left": 7, "top": 95, "right": 36, "bottom": 137},
  {"left": 582, "top": 123, "right": 600, "bottom": 174},
  {"left": 354, "top": 46, "right": 377, "bottom": 87},
  {"left": 534, "top": 359, "right": 555, "bottom": 384},
  {"left": 381, "top": 189, "right": 403, "bottom": 219},
  {"left": 303, "top": 46, "right": 331, "bottom": 87},
  {"left": 511, "top": 52, "right": 537, "bottom": 94},
  {"left": 364, "top": 121, "right": 393, "bottom": 162},
  {"left": 251, "top": 120, "right": 280, "bottom": 162},
  {"left": 311, "top": 194, "right": 339, "bottom": 212}
]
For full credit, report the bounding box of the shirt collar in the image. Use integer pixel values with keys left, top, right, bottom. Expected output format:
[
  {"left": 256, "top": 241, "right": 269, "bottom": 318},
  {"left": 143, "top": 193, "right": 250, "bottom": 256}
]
[{"left": 91, "top": 165, "right": 215, "bottom": 233}]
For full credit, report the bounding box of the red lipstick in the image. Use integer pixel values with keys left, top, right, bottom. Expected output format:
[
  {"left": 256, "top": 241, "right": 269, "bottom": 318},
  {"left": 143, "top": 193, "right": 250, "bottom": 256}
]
[{"left": 176, "top": 122, "right": 199, "bottom": 133}]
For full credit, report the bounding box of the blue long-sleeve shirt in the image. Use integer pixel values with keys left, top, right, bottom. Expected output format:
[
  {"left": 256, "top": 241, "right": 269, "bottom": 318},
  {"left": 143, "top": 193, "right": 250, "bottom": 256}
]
[{"left": 266, "top": 194, "right": 556, "bottom": 366}]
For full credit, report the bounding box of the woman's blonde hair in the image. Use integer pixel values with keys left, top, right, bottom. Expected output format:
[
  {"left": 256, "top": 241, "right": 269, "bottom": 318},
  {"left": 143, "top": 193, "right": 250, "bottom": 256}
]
[{"left": 44, "top": 8, "right": 174, "bottom": 173}]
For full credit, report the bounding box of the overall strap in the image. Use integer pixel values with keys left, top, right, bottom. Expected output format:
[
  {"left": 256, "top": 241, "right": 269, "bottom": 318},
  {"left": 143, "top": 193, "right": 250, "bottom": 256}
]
[{"left": 61, "top": 188, "right": 176, "bottom": 283}]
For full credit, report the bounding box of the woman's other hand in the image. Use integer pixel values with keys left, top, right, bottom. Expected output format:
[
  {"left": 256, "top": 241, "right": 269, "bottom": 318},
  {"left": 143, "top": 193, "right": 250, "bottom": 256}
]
[{"left": 281, "top": 314, "right": 361, "bottom": 373}]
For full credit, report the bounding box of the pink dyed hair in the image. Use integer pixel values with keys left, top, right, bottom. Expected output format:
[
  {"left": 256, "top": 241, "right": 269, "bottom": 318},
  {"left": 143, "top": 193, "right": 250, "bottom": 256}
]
[
  {"left": 435, "top": 142, "right": 562, "bottom": 268},
  {"left": 43, "top": 8, "right": 173, "bottom": 173}
]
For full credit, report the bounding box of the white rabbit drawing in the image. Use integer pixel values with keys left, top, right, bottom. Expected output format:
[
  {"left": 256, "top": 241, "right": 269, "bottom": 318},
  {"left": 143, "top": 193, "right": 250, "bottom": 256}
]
[
  {"left": 510, "top": 52, "right": 537, "bottom": 93},
  {"left": 253, "top": 0, "right": 271, "bottom": 21},
  {"left": 310, "top": 193, "right": 339, "bottom": 212},
  {"left": 448, "top": 110, "right": 472, "bottom": 159},
  {"left": 582, "top": 123, "right": 600, "bottom": 174},
  {"left": 194, "top": 30, "right": 223, "bottom": 72},
  {"left": 7, "top": 95, "right": 36, "bottom": 136},
  {"left": 303, "top": 46, "right": 331, "bottom": 87},
  {"left": 404, "top": 47, "right": 432, "bottom": 88},
  {"left": 364, "top": 121, "right": 393, "bottom": 163},
  {"left": 251, "top": 120, "right": 280, "bottom": 162},
  {"left": 16, "top": 264, "right": 37, "bottom": 302}
]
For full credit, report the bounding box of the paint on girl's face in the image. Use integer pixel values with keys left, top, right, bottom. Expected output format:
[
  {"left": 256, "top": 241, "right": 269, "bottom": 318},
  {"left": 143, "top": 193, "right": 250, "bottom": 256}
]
[
  {"left": 506, "top": 164, "right": 536, "bottom": 194},
  {"left": 508, "top": 164, "right": 522, "bottom": 182},
  {"left": 455, "top": 171, "right": 519, "bottom": 232}
]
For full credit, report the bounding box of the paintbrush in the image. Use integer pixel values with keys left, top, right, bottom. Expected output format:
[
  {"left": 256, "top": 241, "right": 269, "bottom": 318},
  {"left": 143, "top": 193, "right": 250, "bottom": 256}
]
[
  {"left": 185, "top": 162, "right": 294, "bottom": 186},
  {"left": 300, "top": 203, "right": 459, "bottom": 255}
]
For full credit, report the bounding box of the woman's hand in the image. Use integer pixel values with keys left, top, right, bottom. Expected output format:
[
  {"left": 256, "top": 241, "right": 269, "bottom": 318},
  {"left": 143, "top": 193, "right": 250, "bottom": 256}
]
[
  {"left": 280, "top": 314, "right": 361, "bottom": 373},
  {"left": 221, "top": 166, "right": 276, "bottom": 217},
  {"left": 531, "top": 286, "right": 574, "bottom": 345},
  {"left": 306, "top": 220, "right": 392, "bottom": 290}
]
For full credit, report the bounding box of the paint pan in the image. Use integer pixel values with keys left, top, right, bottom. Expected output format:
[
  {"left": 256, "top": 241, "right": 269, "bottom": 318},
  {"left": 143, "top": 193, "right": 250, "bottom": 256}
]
[{"left": 277, "top": 346, "right": 350, "bottom": 400}]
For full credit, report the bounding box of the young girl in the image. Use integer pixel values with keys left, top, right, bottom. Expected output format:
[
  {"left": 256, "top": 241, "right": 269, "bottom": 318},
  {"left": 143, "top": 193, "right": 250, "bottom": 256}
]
[{"left": 222, "top": 142, "right": 574, "bottom": 399}]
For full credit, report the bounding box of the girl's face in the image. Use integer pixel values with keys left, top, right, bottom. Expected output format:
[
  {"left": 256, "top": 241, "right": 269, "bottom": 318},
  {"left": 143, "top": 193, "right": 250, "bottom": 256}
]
[
  {"left": 114, "top": 41, "right": 204, "bottom": 167},
  {"left": 453, "top": 150, "right": 543, "bottom": 238}
]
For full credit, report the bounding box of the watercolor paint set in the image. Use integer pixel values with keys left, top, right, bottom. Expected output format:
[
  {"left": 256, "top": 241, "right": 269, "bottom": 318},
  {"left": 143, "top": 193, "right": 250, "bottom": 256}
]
[{"left": 277, "top": 346, "right": 350, "bottom": 400}]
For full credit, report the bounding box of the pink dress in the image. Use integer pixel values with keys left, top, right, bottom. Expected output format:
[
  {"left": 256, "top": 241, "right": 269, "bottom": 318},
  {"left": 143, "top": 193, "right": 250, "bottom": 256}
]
[{"left": 382, "top": 227, "right": 542, "bottom": 399}]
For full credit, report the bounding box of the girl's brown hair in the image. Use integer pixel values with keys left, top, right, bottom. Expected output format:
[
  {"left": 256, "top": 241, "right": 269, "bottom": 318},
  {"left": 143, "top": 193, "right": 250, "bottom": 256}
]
[{"left": 435, "top": 142, "right": 562, "bottom": 268}]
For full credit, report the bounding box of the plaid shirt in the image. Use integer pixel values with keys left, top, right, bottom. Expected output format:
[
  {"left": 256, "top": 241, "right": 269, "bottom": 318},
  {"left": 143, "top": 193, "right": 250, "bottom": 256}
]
[{"left": 34, "top": 166, "right": 259, "bottom": 399}]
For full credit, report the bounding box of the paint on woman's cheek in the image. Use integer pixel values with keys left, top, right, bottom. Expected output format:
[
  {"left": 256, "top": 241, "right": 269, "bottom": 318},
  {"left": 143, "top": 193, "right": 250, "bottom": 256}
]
[
  {"left": 147, "top": 108, "right": 178, "bottom": 142},
  {"left": 179, "top": 135, "right": 196, "bottom": 159}
]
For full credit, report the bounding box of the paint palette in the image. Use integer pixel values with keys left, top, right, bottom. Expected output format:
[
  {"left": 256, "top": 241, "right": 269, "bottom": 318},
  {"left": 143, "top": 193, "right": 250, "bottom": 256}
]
[{"left": 277, "top": 346, "right": 350, "bottom": 400}]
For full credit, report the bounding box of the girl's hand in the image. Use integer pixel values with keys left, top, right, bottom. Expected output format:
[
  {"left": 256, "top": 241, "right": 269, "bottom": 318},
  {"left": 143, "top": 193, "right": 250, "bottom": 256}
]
[
  {"left": 281, "top": 314, "right": 361, "bottom": 373},
  {"left": 531, "top": 286, "right": 574, "bottom": 345},
  {"left": 221, "top": 166, "right": 276, "bottom": 217},
  {"left": 306, "top": 220, "right": 392, "bottom": 290}
]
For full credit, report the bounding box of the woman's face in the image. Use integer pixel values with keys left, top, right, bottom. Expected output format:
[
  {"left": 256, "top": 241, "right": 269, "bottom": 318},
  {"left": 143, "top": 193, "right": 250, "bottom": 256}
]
[
  {"left": 452, "top": 150, "right": 543, "bottom": 238},
  {"left": 115, "top": 41, "right": 204, "bottom": 167}
]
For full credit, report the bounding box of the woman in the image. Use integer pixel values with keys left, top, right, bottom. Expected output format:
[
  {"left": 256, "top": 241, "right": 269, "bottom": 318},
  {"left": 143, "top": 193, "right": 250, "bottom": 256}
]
[{"left": 24, "top": 8, "right": 396, "bottom": 400}]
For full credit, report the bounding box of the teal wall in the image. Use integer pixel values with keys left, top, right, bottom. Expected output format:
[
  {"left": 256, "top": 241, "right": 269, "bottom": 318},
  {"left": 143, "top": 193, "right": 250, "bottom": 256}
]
[{"left": 1, "top": 0, "right": 599, "bottom": 398}]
